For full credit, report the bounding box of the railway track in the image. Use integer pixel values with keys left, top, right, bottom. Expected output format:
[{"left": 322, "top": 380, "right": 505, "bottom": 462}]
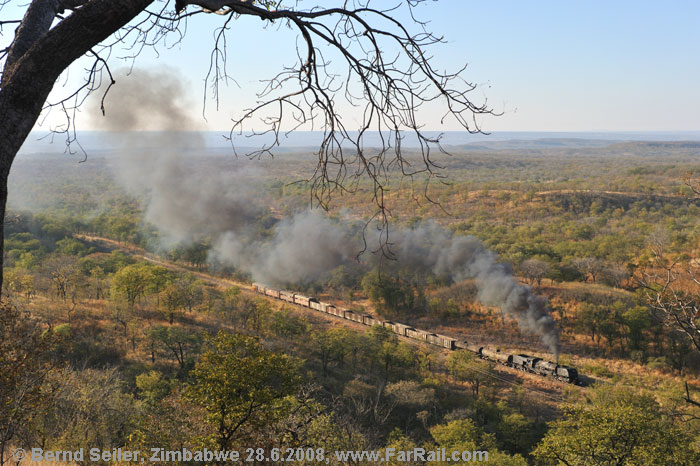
[{"left": 76, "top": 234, "right": 582, "bottom": 388}]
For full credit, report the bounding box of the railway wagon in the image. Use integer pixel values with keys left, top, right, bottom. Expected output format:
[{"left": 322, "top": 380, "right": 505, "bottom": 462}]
[
  {"left": 454, "top": 340, "right": 468, "bottom": 350},
  {"left": 394, "top": 322, "right": 413, "bottom": 337},
  {"left": 363, "top": 315, "right": 381, "bottom": 327},
  {"left": 318, "top": 302, "right": 332, "bottom": 313},
  {"left": 309, "top": 299, "right": 323, "bottom": 312},
  {"left": 294, "top": 294, "right": 311, "bottom": 307},
  {"left": 481, "top": 348, "right": 512, "bottom": 365},
  {"left": 346, "top": 311, "right": 364, "bottom": 323},
  {"left": 382, "top": 321, "right": 397, "bottom": 332},
  {"left": 405, "top": 328, "right": 422, "bottom": 339},
  {"left": 244, "top": 284, "right": 580, "bottom": 384},
  {"left": 435, "top": 334, "right": 457, "bottom": 350},
  {"left": 467, "top": 344, "right": 484, "bottom": 354},
  {"left": 412, "top": 329, "right": 431, "bottom": 342}
]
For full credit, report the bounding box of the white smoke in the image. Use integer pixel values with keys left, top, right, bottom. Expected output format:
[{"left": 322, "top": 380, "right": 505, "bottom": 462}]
[{"left": 93, "top": 68, "right": 561, "bottom": 358}]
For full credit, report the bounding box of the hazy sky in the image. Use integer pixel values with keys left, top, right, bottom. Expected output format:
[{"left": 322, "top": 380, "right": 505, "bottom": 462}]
[{"left": 27, "top": 0, "right": 700, "bottom": 133}]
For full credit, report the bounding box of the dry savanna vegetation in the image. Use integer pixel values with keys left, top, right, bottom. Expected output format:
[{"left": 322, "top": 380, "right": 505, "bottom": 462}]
[{"left": 3, "top": 140, "right": 700, "bottom": 465}]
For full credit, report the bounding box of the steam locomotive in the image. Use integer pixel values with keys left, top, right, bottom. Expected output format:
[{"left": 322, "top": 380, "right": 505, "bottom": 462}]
[{"left": 252, "top": 283, "right": 580, "bottom": 385}]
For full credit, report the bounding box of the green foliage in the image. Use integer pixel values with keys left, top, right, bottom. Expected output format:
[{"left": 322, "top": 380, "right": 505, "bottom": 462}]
[
  {"left": 429, "top": 419, "right": 528, "bottom": 466},
  {"left": 447, "top": 350, "right": 493, "bottom": 396},
  {"left": 0, "top": 302, "right": 57, "bottom": 458},
  {"left": 55, "top": 237, "right": 90, "bottom": 257},
  {"left": 147, "top": 325, "right": 202, "bottom": 372},
  {"left": 111, "top": 263, "right": 154, "bottom": 308},
  {"left": 362, "top": 271, "right": 416, "bottom": 317},
  {"left": 33, "top": 368, "right": 138, "bottom": 455},
  {"left": 136, "top": 370, "right": 174, "bottom": 405},
  {"left": 185, "top": 332, "right": 302, "bottom": 450},
  {"left": 533, "top": 387, "right": 700, "bottom": 465},
  {"left": 269, "top": 309, "right": 309, "bottom": 338}
]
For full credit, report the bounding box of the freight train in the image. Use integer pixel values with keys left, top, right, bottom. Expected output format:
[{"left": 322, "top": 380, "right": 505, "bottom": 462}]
[{"left": 252, "top": 283, "right": 580, "bottom": 385}]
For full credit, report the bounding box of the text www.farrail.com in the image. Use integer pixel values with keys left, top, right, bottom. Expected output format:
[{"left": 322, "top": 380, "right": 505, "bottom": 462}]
[{"left": 21, "top": 447, "right": 489, "bottom": 463}]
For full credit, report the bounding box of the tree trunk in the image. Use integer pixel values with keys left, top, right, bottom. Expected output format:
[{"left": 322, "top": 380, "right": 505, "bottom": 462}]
[
  {"left": 0, "top": 171, "right": 6, "bottom": 292},
  {"left": 0, "top": 0, "right": 155, "bottom": 291}
]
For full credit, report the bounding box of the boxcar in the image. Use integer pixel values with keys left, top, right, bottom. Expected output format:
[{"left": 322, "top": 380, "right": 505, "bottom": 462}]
[
  {"left": 280, "top": 291, "right": 295, "bottom": 303},
  {"left": 394, "top": 323, "right": 412, "bottom": 337},
  {"left": 309, "top": 299, "right": 323, "bottom": 312},
  {"left": 294, "top": 294, "right": 311, "bottom": 307},
  {"left": 265, "top": 288, "right": 280, "bottom": 299},
  {"left": 413, "top": 329, "right": 430, "bottom": 341},
  {"left": 405, "top": 329, "right": 420, "bottom": 339},
  {"left": 363, "top": 315, "right": 380, "bottom": 326},
  {"left": 326, "top": 305, "right": 339, "bottom": 316},
  {"left": 435, "top": 334, "right": 456, "bottom": 350},
  {"left": 318, "top": 302, "right": 331, "bottom": 313},
  {"left": 252, "top": 283, "right": 264, "bottom": 293}
]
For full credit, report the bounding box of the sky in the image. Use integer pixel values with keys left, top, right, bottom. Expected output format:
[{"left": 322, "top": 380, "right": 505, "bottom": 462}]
[{"left": 15, "top": 0, "right": 700, "bottom": 133}]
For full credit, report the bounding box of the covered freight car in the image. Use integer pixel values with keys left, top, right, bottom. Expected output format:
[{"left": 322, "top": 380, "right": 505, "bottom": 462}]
[
  {"left": 435, "top": 333, "right": 456, "bottom": 349},
  {"left": 294, "top": 294, "right": 311, "bottom": 307},
  {"left": 363, "top": 315, "right": 381, "bottom": 327},
  {"left": 309, "top": 299, "right": 323, "bottom": 312},
  {"left": 393, "top": 322, "right": 413, "bottom": 337}
]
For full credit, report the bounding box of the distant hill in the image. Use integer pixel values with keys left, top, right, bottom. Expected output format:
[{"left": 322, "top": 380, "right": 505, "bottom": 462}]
[{"left": 17, "top": 130, "right": 700, "bottom": 156}]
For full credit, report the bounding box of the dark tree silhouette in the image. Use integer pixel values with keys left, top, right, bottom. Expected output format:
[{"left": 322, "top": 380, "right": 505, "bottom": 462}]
[{"left": 0, "top": 0, "right": 495, "bottom": 289}]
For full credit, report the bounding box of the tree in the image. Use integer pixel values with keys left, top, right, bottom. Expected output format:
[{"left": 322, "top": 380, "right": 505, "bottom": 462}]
[
  {"left": 367, "top": 325, "right": 415, "bottom": 385},
  {"left": 622, "top": 305, "right": 651, "bottom": 352},
  {"left": 576, "top": 303, "right": 606, "bottom": 347},
  {"left": 447, "top": 349, "right": 493, "bottom": 397},
  {"left": 311, "top": 327, "right": 348, "bottom": 377},
  {"left": 361, "top": 272, "right": 416, "bottom": 317},
  {"left": 0, "top": 301, "right": 56, "bottom": 466},
  {"left": 0, "top": 0, "right": 494, "bottom": 289},
  {"left": 148, "top": 324, "right": 202, "bottom": 372},
  {"left": 185, "top": 331, "right": 301, "bottom": 450},
  {"left": 111, "top": 263, "right": 153, "bottom": 309},
  {"left": 533, "top": 387, "right": 700, "bottom": 465},
  {"left": 520, "top": 258, "right": 550, "bottom": 287},
  {"left": 28, "top": 367, "right": 138, "bottom": 456},
  {"left": 429, "top": 419, "right": 527, "bottom": 466},
  {"left": 637, "top": 242, "right": 700, "bottom": 354},
  {"left": 572, "top": 257, "right": 604, "bottom": 283},
  {"left": 42, "top": 255, "right": 79, "bottom": 302}
]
